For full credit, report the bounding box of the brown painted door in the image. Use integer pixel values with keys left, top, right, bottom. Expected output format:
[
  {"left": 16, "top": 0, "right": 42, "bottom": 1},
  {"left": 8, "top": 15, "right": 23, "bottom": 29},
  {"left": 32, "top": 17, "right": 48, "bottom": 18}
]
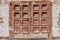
[{"left": 9, "top": 1, "right": 52, "bottom": 38}]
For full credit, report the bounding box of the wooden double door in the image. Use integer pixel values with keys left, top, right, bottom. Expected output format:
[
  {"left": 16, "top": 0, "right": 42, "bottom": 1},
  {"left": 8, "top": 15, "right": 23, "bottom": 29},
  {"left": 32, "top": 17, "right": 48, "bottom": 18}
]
[{"left": 9, "top": 1, "right": 52, "bottom": 38}]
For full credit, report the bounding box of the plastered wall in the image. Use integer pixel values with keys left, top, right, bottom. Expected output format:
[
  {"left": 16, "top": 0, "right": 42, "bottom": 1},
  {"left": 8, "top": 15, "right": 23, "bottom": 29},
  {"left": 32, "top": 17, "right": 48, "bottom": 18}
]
[
  {"left": 52, "top": 3, "right": 60, "bottom": 37},
  {"left": 0, "top": 4, "right": 9, "bottom": 37}
]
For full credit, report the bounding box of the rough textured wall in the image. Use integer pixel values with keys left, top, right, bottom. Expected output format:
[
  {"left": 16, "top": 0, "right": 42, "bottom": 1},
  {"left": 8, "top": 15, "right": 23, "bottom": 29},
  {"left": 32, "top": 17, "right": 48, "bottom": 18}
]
[
  {"left": 52, "top": 3, "right": 60, "bottom": 37},
  {"left": 0, "top": 4, "right": 9, "bottom": 37}
]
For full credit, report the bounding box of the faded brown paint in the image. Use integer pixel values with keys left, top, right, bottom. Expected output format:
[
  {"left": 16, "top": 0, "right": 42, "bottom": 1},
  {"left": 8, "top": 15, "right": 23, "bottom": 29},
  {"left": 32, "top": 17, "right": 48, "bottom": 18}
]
[{"left": 9, "top": 0, "right": 52, "bottom": 38}]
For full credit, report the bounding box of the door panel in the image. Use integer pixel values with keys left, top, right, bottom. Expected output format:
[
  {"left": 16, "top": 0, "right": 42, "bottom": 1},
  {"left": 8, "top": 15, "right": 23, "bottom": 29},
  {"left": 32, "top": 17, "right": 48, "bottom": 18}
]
[{"left": 9, "top": 1, "right": 52, "bottom": 38}]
